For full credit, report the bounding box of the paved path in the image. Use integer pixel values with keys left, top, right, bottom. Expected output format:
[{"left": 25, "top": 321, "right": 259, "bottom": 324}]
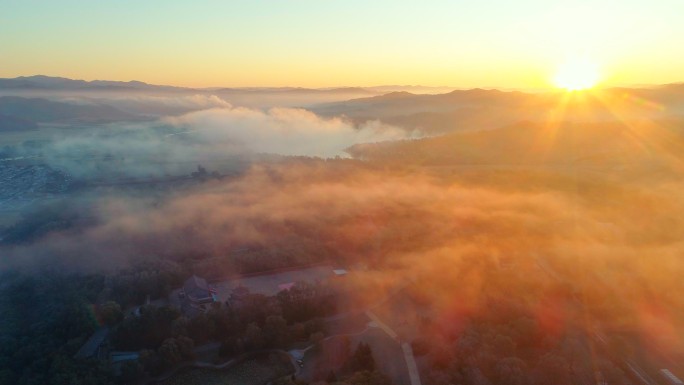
[
  {"left": 401, "top": 343, "right": 423, "bottom": 385},
  {"left": 365, "top": 311, "right": 398, "bottom": 341},
  {"left": 539, "top": 257, "right": 659, "bottom": 385},
  {"left": 366, "top": 310, "right": 422, "bottom": 385}
]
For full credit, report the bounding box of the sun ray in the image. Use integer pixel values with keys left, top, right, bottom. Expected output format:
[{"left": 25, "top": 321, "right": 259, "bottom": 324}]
[{"left": 585, "top": 90, "right": 684, "bottom": 175}]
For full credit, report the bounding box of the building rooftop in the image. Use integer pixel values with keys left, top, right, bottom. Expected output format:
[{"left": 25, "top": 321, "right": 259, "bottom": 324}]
[
  {"left": 110, "top": 351, "right": 140, "bottom": 364},
  {"left": 278, "top": 282, "right": 296, "bottom": 291},
  {"left": 183, "top": 275, "right": 213, "bottom": 302}
]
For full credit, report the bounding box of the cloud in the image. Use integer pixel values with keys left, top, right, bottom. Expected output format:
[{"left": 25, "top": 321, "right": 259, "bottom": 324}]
[
  {"left": 3, "top": 152, "right": 684, "bottom": 347},
  {"left": 56, "top": 94, "right": 234, "bottom": 116},
  {"left": 165, "top": 106, "right": 415, "bottom": 157},
  {"left": 0, "top": 162, "right": 576, "bottom": 273},
  {"left": 22, "top": 105, "right": 415, "bottom": 178}
]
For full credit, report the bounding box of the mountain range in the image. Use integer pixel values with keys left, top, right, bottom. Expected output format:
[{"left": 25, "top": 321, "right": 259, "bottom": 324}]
[{"left": 2, "top": 76, "right": 684, "bottom": 135}]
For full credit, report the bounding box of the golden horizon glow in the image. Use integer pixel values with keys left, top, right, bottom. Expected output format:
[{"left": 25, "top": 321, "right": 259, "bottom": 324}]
[
  {"left": 1, "top": 2, "right": 683, "bottom": 89},
  {"left": 553, "top": 57, "right": 600, "bottom": 91}
]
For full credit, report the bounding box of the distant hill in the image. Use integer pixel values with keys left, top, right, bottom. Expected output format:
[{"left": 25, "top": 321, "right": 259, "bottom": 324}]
[
  {"left": 313, "top": 87, "right": 684, "bottom": 134},
  {"left": 347, "top": 119, "right": 684, "bottom": 171},
  {"left": 0, "top": 75, "right": 188, "bottom": 92},
  {"left": 0, "top": 76, "right": 379, "bottom": 96},
  {"left": 0, "top": 96, "right": 141, "bottom": 123},
  {"left": 312, "top": 88, "right": 543, "bottom": 134},
  {"left": 0, "top": 76, "right": 482, "bottom": 99},
  {"left": 0, "top": 76, "right": 382, "bottom": 109},
  {"left": 367, "top": 85, "right": 459, "bottom": 94},
  {"left": 214, "top": 86, "right": 375, "bottom": 95},
  {"left": 3, "top": 76, "right": 684, "bottom": 124},
  {"left": 0, "top": 113, "right": 38, "bottom": 131}
]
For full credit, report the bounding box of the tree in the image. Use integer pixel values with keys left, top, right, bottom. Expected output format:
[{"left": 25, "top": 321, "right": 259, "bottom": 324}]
[
  {"left": 171, "top": 315, "right": 190, "bottom": 337},
  {"left": 492, "top": 334, "right": 516, "bottom": 356},
  {"left": 176, "top": 335, "right": 196, "bottom": 360},
  {"left": 599, "top": 359, "right": 630, "bottom": 385},
  {"left": 139, "top": 349, "right": 164, "bottom": 375},
  {"left": 511, "top": 316, "right": 538, "bottom": 349},
  {"left": 304, "top": 317, "right": 325, "bottom": 336},
  {"left": 265, "top": 315, "right": 290, "bottom": 348},
  {"left": 430, "top": 344, "right": 454, "bottom": 370},
  {"left": 495, "top": 357, "right": 528, "bottom": 385},
  {"left": 290, "top": 322, "right": 306, "bottom": 341},
  {"left": 0, "top": 369, "right": 16, "bottom": 385},
  {"left": 99, "top": 301, "right": 123, "bottom": 327},
  {"left": 344, "top": 370, "right": 391, "bottom": 385},
  {"left": 158, "top": 338, "right": 181, "bottom": 366},
  {"left": 278, "top": 282, "right": 334, "bottom": 322},
  {"left": 561, "top": 336, "right": 585, "bottom": 374},
  {"left": 427, "top": 369, "right": 452, "bottom": 385},
  {"left": 188, "top": 313, "right": 216, "bottom": 343},
  {"left": 245, "top": 323, "right": 266, "bottom": 350},
  {"left": 220, "top": 336, "right": 243, "bottom": 356},
  {"left": 533, "top": 353, "right": 571, "bottom": 385},
  {"left": 112, "top": 305, "right": 182, "bottom": 350},
  {"left": 117, "top": 361, "right": 143, "bottom": 384},
  {"left": 309, "top": 331, "right": 325, "bottom": 347},
  {"left": 346, "top": 342, "right": 375, "bottom": 372},
  {"left": 411, "top": 337, "right": 429, "bottom": 356}
]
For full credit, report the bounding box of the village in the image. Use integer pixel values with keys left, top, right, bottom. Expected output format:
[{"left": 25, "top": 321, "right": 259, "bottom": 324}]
[
  {"left": 0, "top": 162, "right": 72, "bottom": 225},
  {"left": 74, "top": 264, "right": 425, "bottom": 385}
]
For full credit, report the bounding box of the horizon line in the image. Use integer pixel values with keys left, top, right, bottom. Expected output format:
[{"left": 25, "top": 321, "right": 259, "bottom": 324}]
[{"left": 0, "top": 74, "right": 680, "bottom": 93}]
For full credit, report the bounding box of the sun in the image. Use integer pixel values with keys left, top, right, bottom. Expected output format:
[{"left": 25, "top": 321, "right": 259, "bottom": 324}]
[{"left": 553, "top": 57, "right": 600, "bottom": 91}]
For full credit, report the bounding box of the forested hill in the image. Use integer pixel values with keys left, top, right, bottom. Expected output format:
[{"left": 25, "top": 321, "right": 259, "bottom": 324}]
[{"left": 347, "top": 119, "right": 684, "bottom": 170}]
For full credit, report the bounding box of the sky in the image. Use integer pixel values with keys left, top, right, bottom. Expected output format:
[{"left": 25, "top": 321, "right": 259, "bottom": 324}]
[{"left": 1, "top": 0, "right": 683, "bottom": 89}]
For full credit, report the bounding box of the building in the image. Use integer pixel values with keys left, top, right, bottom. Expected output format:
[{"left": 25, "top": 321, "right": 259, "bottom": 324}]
[
  {"left": 181, "top": 275, "right": 216, "bottom": 304},
  {"left": 110, "top": 351, "right": 140, "bottom": 375},
  {"left": 179, "top": 275, "right": 216, "bottom": 317}
]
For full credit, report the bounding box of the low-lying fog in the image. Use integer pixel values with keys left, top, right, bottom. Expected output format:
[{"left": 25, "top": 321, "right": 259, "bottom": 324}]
[{"left": 2, "top": 81, "right": 684, "bottom": 365}]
